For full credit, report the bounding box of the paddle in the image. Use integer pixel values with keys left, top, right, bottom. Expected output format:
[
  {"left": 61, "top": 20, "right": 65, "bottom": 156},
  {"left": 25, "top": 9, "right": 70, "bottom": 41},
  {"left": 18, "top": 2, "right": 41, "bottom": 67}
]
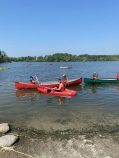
[{"left": 33, "top": 75, "right": 40, "bottom": 84}]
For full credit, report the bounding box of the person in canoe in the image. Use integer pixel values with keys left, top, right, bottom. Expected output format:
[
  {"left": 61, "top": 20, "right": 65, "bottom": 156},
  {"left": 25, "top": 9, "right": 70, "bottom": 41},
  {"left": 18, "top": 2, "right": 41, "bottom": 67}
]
[
  {"left": 61, "top": 74, "right": 68, "bottom": 86},
  {"left": 53, "top": 79, "right": 65, "bottom": 92},
  {"left": 117, "top": 72, "right": 119, "bottom": 80},
  {"left": 29, "top": 76, "right": 37, "bottom": 84},
  {"left": 93, "top": 72, "right": 98, "bottom": 80}
]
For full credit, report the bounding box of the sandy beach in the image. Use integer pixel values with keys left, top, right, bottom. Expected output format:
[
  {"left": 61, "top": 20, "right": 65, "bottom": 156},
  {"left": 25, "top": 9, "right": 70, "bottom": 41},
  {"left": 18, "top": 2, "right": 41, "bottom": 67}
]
[{"left": 0, "top": 125, "right": 119, "bottom": 158}]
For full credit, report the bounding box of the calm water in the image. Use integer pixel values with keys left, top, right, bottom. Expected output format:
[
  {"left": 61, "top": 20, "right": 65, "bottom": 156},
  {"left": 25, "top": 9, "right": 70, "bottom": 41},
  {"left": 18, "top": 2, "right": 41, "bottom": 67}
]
[{"left": 0, "top": 61, "right": 119, "bottom": 133}]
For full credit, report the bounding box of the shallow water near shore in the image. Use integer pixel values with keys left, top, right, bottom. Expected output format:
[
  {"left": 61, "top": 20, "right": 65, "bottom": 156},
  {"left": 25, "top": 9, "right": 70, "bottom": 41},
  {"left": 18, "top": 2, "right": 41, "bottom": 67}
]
[{"left": 0, "top": 61, "right": 119, "bottom": 157}]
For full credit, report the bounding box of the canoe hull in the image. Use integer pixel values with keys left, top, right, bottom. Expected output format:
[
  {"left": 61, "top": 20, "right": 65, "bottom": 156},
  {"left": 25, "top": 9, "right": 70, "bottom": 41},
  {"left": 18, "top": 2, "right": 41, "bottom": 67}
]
[
  {"left": 15, "top": 78, "right": 82, "bottom": 89},
  {"left": 15, "top": 82, "right": 39, "bottom": 89},
  {"left": 37, "top": 86, "right": 77, "bottom": 97},
  {"left": 84, "top": 78, "right": 119, "bottom": 84}
]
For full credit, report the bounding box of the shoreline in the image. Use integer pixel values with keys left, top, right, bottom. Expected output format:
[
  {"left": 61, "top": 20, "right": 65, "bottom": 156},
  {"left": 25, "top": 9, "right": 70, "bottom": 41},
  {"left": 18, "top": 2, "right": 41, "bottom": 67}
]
[
  {"left": 9, "top": 123, "right": 119, "bottom": 138},
  {"left": 0, "top": 124, "right": 119, "bottom": 158}
]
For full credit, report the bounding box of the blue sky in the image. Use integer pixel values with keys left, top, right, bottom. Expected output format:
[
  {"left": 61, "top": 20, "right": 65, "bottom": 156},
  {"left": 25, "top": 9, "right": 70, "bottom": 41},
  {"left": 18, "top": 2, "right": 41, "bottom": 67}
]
[{"left": 0, "top": 0, "right": 119, "bottom": 57}]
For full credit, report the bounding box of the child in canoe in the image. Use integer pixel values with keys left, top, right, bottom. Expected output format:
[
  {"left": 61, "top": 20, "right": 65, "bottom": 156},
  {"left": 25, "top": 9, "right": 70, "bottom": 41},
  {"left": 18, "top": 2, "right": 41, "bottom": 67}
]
[
  {"left": 29, "top": 76, "right": 37, "bottom": 84},
  {"left": 93, "top": 72, "right": 98, "bottom": 80},
  {"left": 117, "top": 72, "right": 119, "bottom": 80},
  {"left": 53, "top": 79, "right": 65, "bottom": 92}
]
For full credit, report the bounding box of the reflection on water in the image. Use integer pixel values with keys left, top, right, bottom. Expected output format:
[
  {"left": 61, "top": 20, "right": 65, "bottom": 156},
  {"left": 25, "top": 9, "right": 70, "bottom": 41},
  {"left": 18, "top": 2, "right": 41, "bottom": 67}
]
[
  {"left": 58, "top": 97, "right": 65, "bottom": 105},
  {"left": 16, "top": 89, "right": 38, "bottom": 98},
  {"left": 16, "top": 89, "right": 67, "bottom": 106},
  {"left": 84, "top": 83, "right": 119, "bottom": 94},
  {"left": 116, "top": 85, "right": 119, "bottom": 91}
]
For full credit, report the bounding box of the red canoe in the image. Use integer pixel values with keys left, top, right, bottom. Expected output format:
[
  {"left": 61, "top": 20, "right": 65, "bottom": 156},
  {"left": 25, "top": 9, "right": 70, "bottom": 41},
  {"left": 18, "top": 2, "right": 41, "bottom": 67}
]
[
  {"left": 15, "top": 78, "right": 82, "bottom": 89},
  {"left": 37, "top": 86, "right": 77, "bottom": 97}
]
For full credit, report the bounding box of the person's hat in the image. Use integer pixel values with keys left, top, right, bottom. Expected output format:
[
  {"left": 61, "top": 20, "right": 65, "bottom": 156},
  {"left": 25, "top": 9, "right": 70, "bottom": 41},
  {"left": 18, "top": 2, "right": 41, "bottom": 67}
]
[
  {"left": 30, "top": 76, "right": 33, "bottom": 79},
  {"left": 63, "top": 74, "right": 66, "bottom": 77}
]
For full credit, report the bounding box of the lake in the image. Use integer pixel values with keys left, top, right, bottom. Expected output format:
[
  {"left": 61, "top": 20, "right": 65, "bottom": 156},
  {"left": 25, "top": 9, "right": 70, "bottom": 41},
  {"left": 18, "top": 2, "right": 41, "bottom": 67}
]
[
  {"left": 0, "top": 61, "right": 119, "bottom": 134},
  {"left": 1, "top": 61, "right": 119, "bottom": 157}
]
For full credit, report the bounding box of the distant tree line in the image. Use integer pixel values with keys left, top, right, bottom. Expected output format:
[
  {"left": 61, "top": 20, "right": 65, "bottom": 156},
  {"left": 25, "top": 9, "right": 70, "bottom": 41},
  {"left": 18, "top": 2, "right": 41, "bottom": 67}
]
[
  {"left": 0, "top": 50, "right": 10, "bottom": 63},
  {"left": 10, "top": 53, "right": 119, "bottom": 62},
  {"left": 1, "top": 50, "right": 119, "bottom": 62}
]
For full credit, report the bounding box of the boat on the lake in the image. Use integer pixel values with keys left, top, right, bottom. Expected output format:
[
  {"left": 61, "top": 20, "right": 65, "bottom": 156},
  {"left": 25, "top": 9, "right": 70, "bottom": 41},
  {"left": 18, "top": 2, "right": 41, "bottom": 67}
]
[
  {"left": 15, "top": 77, "right": 82, "bottom": 89},
  {"left": 84, "top": 77, "right": 119, "bottom": 84},
  {"left": 60, "top": 66, "right": 72, "bottom": 69},
  {"left": 37, "top": 86, "right": 77, "bottom": 97}
]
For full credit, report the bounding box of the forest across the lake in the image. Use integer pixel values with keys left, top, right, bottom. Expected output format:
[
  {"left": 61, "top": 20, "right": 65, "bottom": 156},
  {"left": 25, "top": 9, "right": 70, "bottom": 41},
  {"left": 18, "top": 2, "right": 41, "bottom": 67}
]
[{"left": 1, "top": 49, "right": 119, "bottom": 62}]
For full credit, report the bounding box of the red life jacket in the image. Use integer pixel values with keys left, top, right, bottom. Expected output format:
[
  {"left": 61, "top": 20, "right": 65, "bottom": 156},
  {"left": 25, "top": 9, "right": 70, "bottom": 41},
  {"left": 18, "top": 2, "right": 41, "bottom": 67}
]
[
  {"left": 61, "top": 86, "right": 65, "bottom": 92},
  {"left": 93, "top": 73, "right": 97, "bottom": 79},
  {"left": 117, "top": 73, "right": 119, "bottom": 79}
]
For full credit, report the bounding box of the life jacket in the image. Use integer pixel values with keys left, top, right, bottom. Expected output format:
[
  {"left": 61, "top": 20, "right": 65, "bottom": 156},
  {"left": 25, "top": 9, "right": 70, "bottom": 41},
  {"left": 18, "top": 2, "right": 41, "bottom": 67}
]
[
  {"left": 63, "top": 77, "right": 68, "bottom": 83},
  {"left": 117, "top": 73, "right": 119, "bottom": 79},
  {"left": 61, "top": 86, "right": 65, "bottom": 91},
  {"left": 93, "top": 73, "right": 97, "bottom": 79}
]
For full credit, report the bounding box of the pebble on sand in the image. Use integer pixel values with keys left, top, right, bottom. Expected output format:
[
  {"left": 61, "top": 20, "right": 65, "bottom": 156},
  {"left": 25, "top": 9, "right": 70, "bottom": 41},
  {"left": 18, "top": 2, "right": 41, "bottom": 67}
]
[
  {"left": 0, "top": 135, "right": 18, "bottom": 147},
  {"left": 0, "top": 123, "right": 10, "bottom": 133}
]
